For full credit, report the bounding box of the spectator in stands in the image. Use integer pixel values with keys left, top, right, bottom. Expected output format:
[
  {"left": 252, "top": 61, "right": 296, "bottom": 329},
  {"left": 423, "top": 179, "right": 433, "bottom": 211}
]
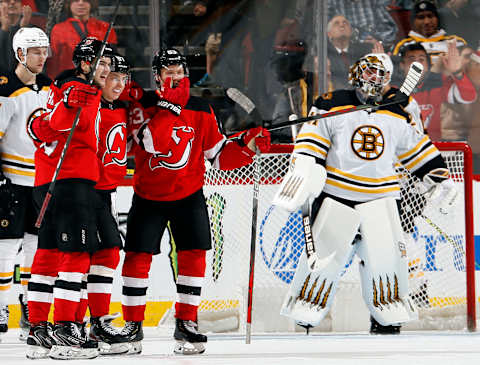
[
  {"left": 438, "top": 0, "right": 480, "bottom": 49},
  {"left": 327, "top": 0, "right": 398, "bottom": 49},
  {"left": 0, "top": 0, "right": 32, "bottom": 72},
  {"left": 269, "top": 39, "right": 316, "bottom": 143},
  {"left": 327, "top": 14, "right": 376, "bottom": 89},
  {"left": 398, "top": 42, "right": 476, "bottom": 141},
  {"left": 392, "top": 0, "right": 466, "bottom": 69},
  {"left": 47, "top": 0, "right": 117, "bottom": 79}
]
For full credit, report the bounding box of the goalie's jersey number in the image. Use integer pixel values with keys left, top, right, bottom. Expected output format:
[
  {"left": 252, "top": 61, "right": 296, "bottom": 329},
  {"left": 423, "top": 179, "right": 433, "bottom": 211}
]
[{"left": 350, "top": 125, "right": 384, "bottom": 160}]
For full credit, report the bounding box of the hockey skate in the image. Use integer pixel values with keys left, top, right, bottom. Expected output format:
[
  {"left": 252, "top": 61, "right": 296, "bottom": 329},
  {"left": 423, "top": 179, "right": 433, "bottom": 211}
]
[
  {"left": 121, "top": 321, "right": 143, "bottom": 354},
  {"left": 26, "top": 322, "right": 55, "bottom": 359},
  {"left": 18, "top": 294, "right": 30, "bottom": 341},
  {"left": 173, "top": 319, "right": 207, "bottom": 355},
  {"left": 0, "top": 304, "right": 9, "bottom": 334},
  {"left": 90, "top": 313, "right": 130, "bottom": 355},
  {"left": 49, "top": 321, "right": 99, "bottom": 360},
  {"left": 369, "top": 316, "right": 401, "bottom": 335}
]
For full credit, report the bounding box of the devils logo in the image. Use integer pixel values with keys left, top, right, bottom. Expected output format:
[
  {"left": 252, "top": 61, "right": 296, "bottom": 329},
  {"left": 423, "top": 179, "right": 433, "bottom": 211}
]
[
  {"left": 149, "top": 126, "right": 195, "bottom": 170},
  {"left": 102, "top": 123, "right": 127, "bottom": 166}
]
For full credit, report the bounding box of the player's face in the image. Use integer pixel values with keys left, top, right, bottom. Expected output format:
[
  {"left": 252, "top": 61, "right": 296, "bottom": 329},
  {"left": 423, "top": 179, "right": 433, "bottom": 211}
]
[
  {"left": 25, "top": 47, "right": 48, "bottom": 74},
  {"left": 157, "top": 64, "right": 185, "bottom": 88},
  {"left": 70, "top": 0, "right": 91, "bottom": 18},
  {"left": 401, "top": 50, "right": 429, "bottom": 81},
  {"left": 413, "top": 11, "right": 438, "bottom": 38},
  {"left": 102, "top": 72, "right": 127, "bottom": 102},
  {"left": 93, "top": 56, "right": 111, "bottom": 88}
]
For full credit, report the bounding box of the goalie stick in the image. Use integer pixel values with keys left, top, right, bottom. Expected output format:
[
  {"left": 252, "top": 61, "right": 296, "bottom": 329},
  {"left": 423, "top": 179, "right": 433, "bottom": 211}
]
[
  {"left": 264, "top": 62, "right": 424, "bottom": 132},
  {"left": 35, "top": 0, "right": 122, "bottom": 228}
]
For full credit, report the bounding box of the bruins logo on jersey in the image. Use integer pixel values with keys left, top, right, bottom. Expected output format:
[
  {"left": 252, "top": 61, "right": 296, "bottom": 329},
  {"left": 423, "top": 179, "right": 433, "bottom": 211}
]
[
  {"left": 0, "top": 76, "right": 7, "bottom": 85},
  {"left": 351, "top": 125, "right": 384, "bottom": 160}
]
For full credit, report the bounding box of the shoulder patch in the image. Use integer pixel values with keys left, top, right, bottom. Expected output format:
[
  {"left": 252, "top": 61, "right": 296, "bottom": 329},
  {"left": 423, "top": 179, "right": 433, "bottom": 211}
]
[
  {"left": 313, "top": 89, "right": 360, "bottom": 111},
  {"left": 0, "top": 76, "right": 8, "bottom": 85}
]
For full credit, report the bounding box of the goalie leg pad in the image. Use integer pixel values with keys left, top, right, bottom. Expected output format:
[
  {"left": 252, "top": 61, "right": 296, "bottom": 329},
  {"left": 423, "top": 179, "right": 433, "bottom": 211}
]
[
  {"left": 355, "top": 198, "right": 418, "bottom": 326},
  {"left": 280, "top": 198, "right": 361, "bottom": 327}
]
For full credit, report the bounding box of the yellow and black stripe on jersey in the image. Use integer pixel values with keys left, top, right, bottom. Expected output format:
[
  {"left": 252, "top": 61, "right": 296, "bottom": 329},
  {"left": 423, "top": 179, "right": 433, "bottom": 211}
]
[
  {"left": 293, "top": 131, "right": 330, "bottom": 160},
  {"left": 0, "top": 71, "right": 51, "bottom": 98},
  {"left": 397, "top": 135, "right": 438, "bottom": 172},
  {"left": 325, "top": 166, "right": 400, "bottom": 195}
]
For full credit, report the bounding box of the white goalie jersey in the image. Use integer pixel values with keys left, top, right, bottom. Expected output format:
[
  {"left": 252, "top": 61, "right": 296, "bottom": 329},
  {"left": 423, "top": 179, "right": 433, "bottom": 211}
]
[
  {"left": 0, "top": 71, "right": 51, "bottom": 186},
  {"left": 293, "top": 89, "right": 444, "bottom": 203}
]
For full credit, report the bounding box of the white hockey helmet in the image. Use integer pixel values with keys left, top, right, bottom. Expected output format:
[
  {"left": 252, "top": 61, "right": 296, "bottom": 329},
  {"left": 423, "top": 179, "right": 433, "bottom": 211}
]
[
  {"left": 365, "top": 52, "right": 393, "bottom": 84},
  {"left": 12, "top": 27, "right": 50, "bottom": 63}
]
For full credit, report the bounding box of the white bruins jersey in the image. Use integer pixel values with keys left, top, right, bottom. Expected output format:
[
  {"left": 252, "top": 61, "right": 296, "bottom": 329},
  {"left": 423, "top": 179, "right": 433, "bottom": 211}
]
[
  {"left": 293, "top": 89, "right": 442, "bottom": 202},
  {"left": 0, "top": 71, "right": 51, "bottom": 186}
]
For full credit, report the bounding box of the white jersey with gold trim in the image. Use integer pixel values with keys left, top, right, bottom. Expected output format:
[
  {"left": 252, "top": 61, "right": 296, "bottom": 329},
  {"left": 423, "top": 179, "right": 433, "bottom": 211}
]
[
  {"left": 0, "top": 71, "right": 51, "bottom": 186},
  {"left": 293, "top": 89, "right": 442, "bottom": 202}
]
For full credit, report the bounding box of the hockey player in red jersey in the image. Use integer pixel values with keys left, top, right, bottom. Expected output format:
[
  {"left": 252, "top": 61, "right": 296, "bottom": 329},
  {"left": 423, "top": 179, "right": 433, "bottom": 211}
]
[
  {"left": 120, "top": 48, "right": 271, "bottom": 355},
  {"left": 69, "top": 53, "right": 131, "bottom": 355},
  {"left": 26, "top": 37, "right": 113, "bottom": 360}
]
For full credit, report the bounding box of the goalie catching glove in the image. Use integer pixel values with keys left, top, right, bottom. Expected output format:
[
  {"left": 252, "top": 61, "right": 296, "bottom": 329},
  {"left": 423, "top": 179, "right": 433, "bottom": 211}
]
[
  {"left": 273, "top": 154, "right": 327, "bottom": 212},
  {"left": 155, "top": 77, "right": 190, "bottom": 116},
  {"left": 422, "top": 168, "right": 458, "bottom": 216}
]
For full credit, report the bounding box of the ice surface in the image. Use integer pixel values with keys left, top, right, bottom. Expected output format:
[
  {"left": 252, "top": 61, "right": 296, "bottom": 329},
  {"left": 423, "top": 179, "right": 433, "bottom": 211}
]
[{"left": 1, "top": 327, "right": 480, "bottom": 365}]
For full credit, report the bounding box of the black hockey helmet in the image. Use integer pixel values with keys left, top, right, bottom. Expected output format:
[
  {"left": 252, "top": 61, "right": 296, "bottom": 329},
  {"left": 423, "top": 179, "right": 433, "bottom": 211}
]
[
  {"left": 110, "top": 53, "right": 130, "bottom": 74},
  {"left": 152, "top": 48, "right": 188, "bottom": 76},
  {"left": 72, "top": 37, "right": 114, "bottom": 68}
]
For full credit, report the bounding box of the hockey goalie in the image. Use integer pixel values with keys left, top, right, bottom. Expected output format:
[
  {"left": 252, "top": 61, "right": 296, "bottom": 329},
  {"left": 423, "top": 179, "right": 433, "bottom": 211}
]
[{"left": 274, "top": 54, "right": 457, "bottom": 334}]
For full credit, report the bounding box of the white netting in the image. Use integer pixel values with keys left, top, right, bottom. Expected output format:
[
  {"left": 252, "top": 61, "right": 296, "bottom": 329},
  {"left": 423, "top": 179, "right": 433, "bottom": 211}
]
[{"left": 198, "top": 146, "right": 474, "bottom": 333}]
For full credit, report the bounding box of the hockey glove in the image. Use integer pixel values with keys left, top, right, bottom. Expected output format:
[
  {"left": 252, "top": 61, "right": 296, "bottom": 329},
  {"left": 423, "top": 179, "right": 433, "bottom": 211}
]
[
  {"left": 63, "top": 84, "right": 100, "bottom": 109},
  {"left": 242, "top": 126, "right": 271, "bottom": 153},
  {"left": 120, "top": 80, "right": 144, "bottom": 102},
  {"left": 155, "top": 77, "right": 190, "bottom": 116}
]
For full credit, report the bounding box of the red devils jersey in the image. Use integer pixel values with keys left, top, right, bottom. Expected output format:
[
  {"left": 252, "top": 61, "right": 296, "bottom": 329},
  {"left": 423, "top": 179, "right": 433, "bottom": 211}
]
[
  {"left": 96, "top": 99, "right": 128, "bottom": 191},
  {"left": 34, "top": 70, "right": 102, "bottom": 186},
  {"left": 132, "top": 94, "right": 227, "bottom": 201}
]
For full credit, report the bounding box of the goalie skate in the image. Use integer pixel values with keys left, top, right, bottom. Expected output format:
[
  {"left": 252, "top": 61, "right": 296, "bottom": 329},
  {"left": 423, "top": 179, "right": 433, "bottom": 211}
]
[{"left": 173, "top": 319, "right": 207, "bottom": 355}]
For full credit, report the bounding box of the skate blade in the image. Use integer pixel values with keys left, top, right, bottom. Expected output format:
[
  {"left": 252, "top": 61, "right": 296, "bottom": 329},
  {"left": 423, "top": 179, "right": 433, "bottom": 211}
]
[
  {"left": 98, "top": 341, "right": 130, "bottom": 356},
  {"left": 127, "top": 341, "right": 142, "bottom": 355},
  {"left": 174, "top": 340, "right": 205, "bottom": 355},
  {"left": 26, "top": 345, "right": 50, "bottom": 359},
  {"left": 49, "top": 345, "right": 99, "bottom": 360}
]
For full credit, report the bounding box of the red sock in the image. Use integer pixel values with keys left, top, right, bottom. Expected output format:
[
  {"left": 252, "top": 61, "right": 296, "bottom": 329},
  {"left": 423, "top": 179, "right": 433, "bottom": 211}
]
[
  {"left": 121, "top": 252, "right": 152, "bottom": 322},
  {"left": 175, "top": 249, "right": 206, "bottom": 322}
]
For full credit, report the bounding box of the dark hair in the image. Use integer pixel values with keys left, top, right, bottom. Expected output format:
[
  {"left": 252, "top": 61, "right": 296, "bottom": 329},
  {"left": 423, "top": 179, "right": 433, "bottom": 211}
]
[
  {"left": 398, "top": 42, "right": 431, "bottom": 68},
  {"left": 64, "top": 0, "right": 98, "bottom": 18}
]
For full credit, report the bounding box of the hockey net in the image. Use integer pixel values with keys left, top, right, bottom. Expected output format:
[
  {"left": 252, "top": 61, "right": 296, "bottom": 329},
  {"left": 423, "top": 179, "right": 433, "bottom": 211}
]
[{"left": 198, "top": 142, "right": 476, "bottom": 333}]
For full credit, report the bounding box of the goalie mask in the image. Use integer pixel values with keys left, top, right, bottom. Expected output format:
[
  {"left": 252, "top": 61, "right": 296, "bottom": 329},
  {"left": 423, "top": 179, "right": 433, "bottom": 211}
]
[
  {"left": 349, "top": 55, "right": 387, "bottom": 103},
  {"left": 12, "top": 27, "right": 49, "bottom": 74},
  {"left": 152, "top": 48, "right": 189, "bottom": 88},
  {"left": 73, "top": 37, "right": 114, "bottom": 69}
]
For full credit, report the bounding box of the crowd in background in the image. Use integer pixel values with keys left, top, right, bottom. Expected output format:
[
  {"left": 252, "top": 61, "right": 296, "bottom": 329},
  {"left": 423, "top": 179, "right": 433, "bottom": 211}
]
[{"left": 1, "top": 0, "right": 480, "bottom": 171}]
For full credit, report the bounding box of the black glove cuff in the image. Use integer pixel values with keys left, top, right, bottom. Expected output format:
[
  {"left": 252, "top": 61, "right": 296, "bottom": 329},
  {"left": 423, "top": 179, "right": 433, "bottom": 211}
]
[{"left": 157, "top": 99, "right": 182, "bottom": 116}]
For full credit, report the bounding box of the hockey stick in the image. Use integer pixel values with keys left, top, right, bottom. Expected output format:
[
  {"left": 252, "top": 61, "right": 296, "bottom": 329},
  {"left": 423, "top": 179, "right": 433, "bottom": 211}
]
[
  {"left": 246, "top": 147, "right": 261, "bottom": 344},
  {"left": 35, "top": 0, "right": 121, "bottom": 228},
  {"left": 264, "top": 62, "right": 424, "bottom": 132},
  {"left": 420, "top": 214, "right": 465, "bottom": 256}
]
